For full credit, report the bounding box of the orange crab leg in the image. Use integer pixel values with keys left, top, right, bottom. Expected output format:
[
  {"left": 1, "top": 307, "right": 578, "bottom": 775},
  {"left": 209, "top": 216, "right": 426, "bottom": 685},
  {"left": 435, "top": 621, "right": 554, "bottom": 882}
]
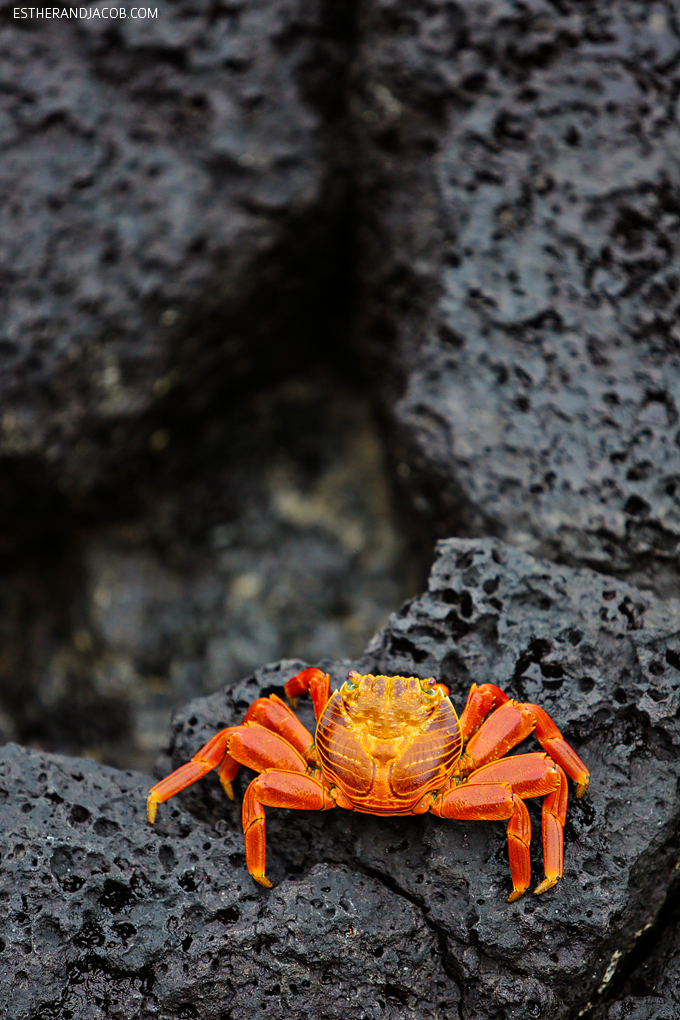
[
  {"left": 458, "top": 698, "right": 589, "bottom": 797},
  {"left": 461, "top": 700, "right": 535, "bottom": 772},
  {"left": 215, "top": 724, "right": 316, "bottom": 876},
  {"left": 242, "top": 771, "right": 336, "bottom": 887},
  {"left": 458, "top": 682, "right": 510, "bottom": 743},
  {"left": 228, "top": 722, "right": 309, "bottom": 775},
  {"left": 535, "top": 766, "right": 568, "bottom": 895},
  {"left": 147, "top": 719, "right": 311, "bottom": 825},
  {"left": 466, "top": 752, "right": 568, "bottom": 897},
  {"left": 525, "top": 703, "right": 589, "bottom": 796},
  {"left": 284, "top": 667, "right": 332, "bottom": 720},
  {"left": 242, "top": 694, "right": 316, "bottom": 763},
  {"left": 430, "top": 782, "right": 531, "bottom": 900},
  {"left": 147, "top": 727, "right": 237, "bottom": 822}
]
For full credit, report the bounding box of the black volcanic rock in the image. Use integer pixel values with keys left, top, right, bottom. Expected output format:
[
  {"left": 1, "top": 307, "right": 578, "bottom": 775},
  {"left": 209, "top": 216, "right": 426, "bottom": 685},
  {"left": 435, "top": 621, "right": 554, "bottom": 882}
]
[
  {"left": 155, "top": 538, "right": 680, "bottom": 1020},
  {"left": 2, "top": 539, "right": 679, "bottom": 1017},
  {"left": 0, "top": 741, "right": 457, "bottom": 1020},
  {"left": 352, "top": 0, "right": 680, "bottom": 594},
  {"left": 0, "top": 0, "right": 350, "bottom": 531}
]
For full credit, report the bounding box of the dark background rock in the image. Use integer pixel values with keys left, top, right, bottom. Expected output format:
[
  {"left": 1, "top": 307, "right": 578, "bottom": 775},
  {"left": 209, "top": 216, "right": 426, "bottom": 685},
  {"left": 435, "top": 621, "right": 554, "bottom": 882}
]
[
  {"left": 0, "top": 370, "right": 422, "bottom": 772},
  {"left": 157, "top": 539, "right": 680, "bottom": 1020},
  {"left": 0, "top": 0, "right": 430, "bottom": 778},
  {"left": 353, "top": 0, "right": 680, "bottom": 595},
  {"left": 0, "top": 0, "right": 353, "bottom": 534}
]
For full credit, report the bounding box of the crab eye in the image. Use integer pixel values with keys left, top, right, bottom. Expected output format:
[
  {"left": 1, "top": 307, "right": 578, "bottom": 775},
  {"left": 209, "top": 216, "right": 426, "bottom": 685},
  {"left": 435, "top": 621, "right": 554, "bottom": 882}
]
[
  {"left": 420, "top": 678, "right": 437, "bottom": 696},
  {"left": 345, "top": 670, "right": 361, "bottom": 691}
]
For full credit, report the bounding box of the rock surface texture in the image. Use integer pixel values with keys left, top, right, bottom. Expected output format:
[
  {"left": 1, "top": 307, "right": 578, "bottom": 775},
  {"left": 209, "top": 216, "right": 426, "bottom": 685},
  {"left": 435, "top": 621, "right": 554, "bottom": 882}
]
[
  {"left": 0, "top": 0, "right": 348, "bottom": 527},
  {"left": 353, "top": 0, "right": 680, "bottom": 594},
  {"left": 2, "top": 2, "right": 680, "bottom": 1019},
  {"left": 4, "top": 539, "right": 679, "bottom": 1020}
]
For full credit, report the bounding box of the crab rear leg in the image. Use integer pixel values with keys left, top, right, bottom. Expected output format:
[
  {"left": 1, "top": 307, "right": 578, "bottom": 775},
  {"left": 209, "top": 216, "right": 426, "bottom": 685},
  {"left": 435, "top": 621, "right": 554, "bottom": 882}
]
[
  {"left": 243, "top": 770, "right": 336, "bottom": 887},
  {"left": 147, "top": 727, "right": 237, "bottom": 822}
]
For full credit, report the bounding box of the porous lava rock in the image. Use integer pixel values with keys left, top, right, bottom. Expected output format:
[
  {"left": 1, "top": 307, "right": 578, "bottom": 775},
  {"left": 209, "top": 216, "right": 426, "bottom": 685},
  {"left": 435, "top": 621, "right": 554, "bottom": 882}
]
[
  {"left": 0, "top": 741, "right": 458, "bottom": 1020},
  {"left": 353, "top": 0, "right": 680, "bottom": 594},
  {"left": 589, "top": 896, "right": 680, "bottom": 1020},
  {"left": 0, "top": 0, "right": 350, "bottom": 532},
  {"left": 156, "top": 538, "right": 680, "bottom": 1019}
]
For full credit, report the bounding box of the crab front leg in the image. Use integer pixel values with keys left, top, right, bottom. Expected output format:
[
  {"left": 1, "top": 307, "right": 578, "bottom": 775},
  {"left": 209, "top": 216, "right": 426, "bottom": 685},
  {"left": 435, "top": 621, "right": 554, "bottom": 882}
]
[
  {"left": 147, "top": 727, "right": 238, "bottom": 822},
  {"left": 243, "top": 770, "right": 337, "bottom": 887}
]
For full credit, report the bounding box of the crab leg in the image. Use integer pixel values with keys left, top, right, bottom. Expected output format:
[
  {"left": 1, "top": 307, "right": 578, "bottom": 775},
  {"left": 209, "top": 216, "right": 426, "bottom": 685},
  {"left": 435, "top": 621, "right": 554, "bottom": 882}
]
[
  {"left": 213, "top": 693, "right": 318, "bottom": 792},
  {"left": 284, "top": 667, "right": 331, "bottom": 720},
  {"left": 227, "top": 722, "right": 309, "bottom": 774},
  {"left": 147, "top": 727, "right": 237, "bottom": 822},
  {"left": 458, "top": 699, "right": 589, "bottom": 796},
  {"left": 525, "top": 703, "right": 589, "bottom": 796},
  {"left": 430, "top": 782, "right": 531, "bottom": 900},
  {"left": 534, "top": 765, "right": 568, "bottom": 895},
  {"left": 466, "top": 753, "right": 568, "bottom": 897},
  {"left": 148, "top": 718, "right": 311, "bottom": 825},
  {"left": 147, "top": 688, "right": 319, "bottom": 823},
  {"left": 242, "top": 694, "right": 316, "bottom": 763},
  {"left": 458, "top": 683, "right": 510, "bottom": 743},
  {"left": 243, "top": 771, "right": 336, "bottom": 887},
  {"left": 460, "top": 700, "right": 535, "bottom": 773}
]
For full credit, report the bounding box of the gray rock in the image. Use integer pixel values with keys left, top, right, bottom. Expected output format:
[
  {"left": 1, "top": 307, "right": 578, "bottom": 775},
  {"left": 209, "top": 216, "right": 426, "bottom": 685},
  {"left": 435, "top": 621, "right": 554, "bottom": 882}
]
[
  {"left": 0, "top": 0, "right": 348, "bottom": 530},
  {"left": 353, "top": 0, "right": 680, "bottom": 594},
  {"left": 0, "top": 742, "right": 457, "bottom": 1020},
  {"left": 156, "top": 538, "right": 680, "bottom": 1019}
]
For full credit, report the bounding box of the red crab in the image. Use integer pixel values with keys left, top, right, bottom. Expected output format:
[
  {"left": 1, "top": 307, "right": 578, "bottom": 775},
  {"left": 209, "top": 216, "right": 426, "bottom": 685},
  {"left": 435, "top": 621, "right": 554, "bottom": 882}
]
[{"left": 147, "top": 668, "right": 589, "bottom": 900}]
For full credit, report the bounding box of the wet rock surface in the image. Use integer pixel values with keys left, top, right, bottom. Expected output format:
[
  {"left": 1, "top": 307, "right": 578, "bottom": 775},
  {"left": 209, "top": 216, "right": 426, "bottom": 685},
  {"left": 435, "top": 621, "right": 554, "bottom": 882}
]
[
  {"left": 0, "top": 741, "right": 457, "bottom": 1020},
  {"left": 155, "top": 539, "right": 680, "bottom": 1020},
  {"left": 353, "top": 0, "right": 680, "bottom": 594},
  {"left": 0, "top": 0, "right": 350, "bottom": 529}
]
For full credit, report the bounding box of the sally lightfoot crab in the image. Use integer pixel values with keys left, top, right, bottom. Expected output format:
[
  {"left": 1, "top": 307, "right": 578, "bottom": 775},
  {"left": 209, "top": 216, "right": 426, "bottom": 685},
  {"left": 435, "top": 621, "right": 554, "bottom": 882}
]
[{"left": 147, "top": 669, "right": 589, "bottom": 901}]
